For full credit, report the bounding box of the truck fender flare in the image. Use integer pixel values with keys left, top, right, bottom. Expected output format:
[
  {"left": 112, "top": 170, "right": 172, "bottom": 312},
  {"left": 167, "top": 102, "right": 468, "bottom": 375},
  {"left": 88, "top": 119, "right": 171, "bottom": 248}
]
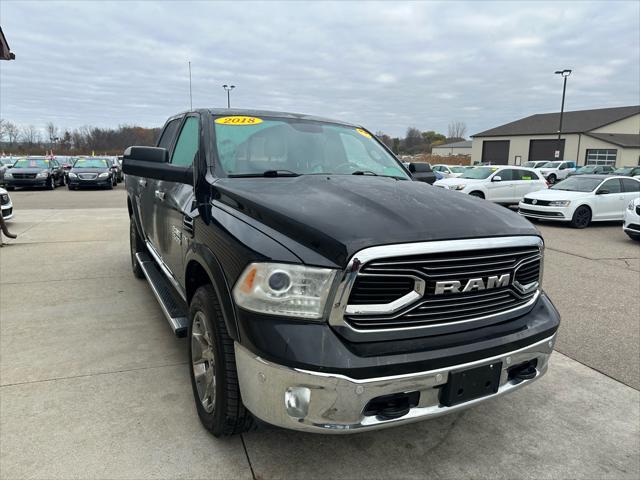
[
  {"left": 127, "top": 194, "right": 145, "bottom": 240},
  {"left": 184, "top": 245, "right": 240, "bottom": 341}
]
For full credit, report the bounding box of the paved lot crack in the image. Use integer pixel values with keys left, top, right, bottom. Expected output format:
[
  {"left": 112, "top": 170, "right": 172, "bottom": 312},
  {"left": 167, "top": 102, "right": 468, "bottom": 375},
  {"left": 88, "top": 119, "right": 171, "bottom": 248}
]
[
  {"left": 0, "top": 361, "right": 188, "bottom": 388},
  {"left": 240, "top": 434, "right": 257, "bottom": 480},
  {"left": 1, "top": 273, "right": 131, "bottom": 285}
]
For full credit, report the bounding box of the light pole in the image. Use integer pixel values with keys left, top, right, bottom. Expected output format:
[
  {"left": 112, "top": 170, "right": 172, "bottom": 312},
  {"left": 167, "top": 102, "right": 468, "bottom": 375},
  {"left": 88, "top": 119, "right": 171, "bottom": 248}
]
[
  {"left": 554, "top": 69, "right": 572, "bottom": 159},
  {"left": 222, "top": 84, "right": 235, "bottom": 108}
]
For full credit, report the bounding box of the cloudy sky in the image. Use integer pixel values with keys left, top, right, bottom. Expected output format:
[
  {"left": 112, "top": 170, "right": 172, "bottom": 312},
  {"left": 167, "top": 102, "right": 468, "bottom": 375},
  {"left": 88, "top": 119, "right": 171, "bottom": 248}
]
[{"left": 1, "top": 1, "right": 638, "bottom": 137}]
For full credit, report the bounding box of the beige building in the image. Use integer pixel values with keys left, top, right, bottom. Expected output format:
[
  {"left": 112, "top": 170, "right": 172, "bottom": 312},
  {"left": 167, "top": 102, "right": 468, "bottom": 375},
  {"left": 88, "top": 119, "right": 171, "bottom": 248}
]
[
  {"left": 432, "top": 140, "right": 472, "bottom": 157},
  {"left": 471, "top": 105, "right": 640, "bottom": 167}
]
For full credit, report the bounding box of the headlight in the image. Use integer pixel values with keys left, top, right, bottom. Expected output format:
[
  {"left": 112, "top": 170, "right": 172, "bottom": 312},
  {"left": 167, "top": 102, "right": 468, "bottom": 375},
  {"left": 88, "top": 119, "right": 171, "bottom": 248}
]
[
  {"left": 98, "top": 172, "right": 110, "bottom": 178},
  {"left": 450, "top": 184, "right": 466, "bottom": 191},
  {"left": 36, "top": 171, "right": 49, "bottom": 178},
  {"left": 548, "top": 200, "right": 571, "bottom": 207},
  {"left": 233, "top": 262, "right": 337, "bottom": 319},
  {"left": 629, "top": 201, "right": 636, "bottom": 211},
  {"left": 4, "top": 172, "right": 12, "bottom": 179},
  {"left": 68, "top": 172, "right": 77, "bottom": 178}
]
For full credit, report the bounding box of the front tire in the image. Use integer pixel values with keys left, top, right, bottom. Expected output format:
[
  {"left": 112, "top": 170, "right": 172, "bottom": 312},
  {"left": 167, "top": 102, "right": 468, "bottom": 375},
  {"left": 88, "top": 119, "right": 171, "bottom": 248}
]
[
  {"left": 188, "top": 284, "right": 254, "bottom": 437},
  {"left": 547, "top": 174, "right": 557, "bottom": 185},
  {"left": 130, "top": 220, "right": 145, "bottom": 279},
  {"left": 570, "top": 205, "right": 592, "bottom": 229},
  {"left": 47, "top": 176, "right": 55, "bottom": 190},
  {"left": 469, "top": 191, "right": 485, "bottom": 199}
]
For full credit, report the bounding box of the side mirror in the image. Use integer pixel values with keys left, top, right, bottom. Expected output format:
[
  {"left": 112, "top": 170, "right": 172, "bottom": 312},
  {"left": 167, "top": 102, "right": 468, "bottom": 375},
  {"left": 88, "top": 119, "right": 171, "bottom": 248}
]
[
  {"left": 596, "top": 189, "right": 609, "bottom": 195},
  {"left": 492, "top": 175, "right": 502, "bottom": 182},
  {"left": 122, "top": 146, "right": 193, "bottom": 185},
  {"left": 408, "top": 162, "right": 431, "bottom": 173}
]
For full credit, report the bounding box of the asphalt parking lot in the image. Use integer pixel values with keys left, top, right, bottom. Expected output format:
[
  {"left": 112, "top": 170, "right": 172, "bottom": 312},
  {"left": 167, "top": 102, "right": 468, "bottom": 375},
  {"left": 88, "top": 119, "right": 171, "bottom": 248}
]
[{"left": 1, "top": 187, "right": 638, "bottom": 479}]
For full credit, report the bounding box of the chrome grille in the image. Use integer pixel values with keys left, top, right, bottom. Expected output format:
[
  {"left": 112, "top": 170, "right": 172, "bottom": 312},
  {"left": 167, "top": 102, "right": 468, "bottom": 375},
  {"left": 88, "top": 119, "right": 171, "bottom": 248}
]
[
  {"left": 79, "top": 173, "right": 98, "bottom": 180},
  {"left": 347, "top": 288, "right": 536, "bottom": 329},
  {"left": 332, "top": 237, "right": 543, "bottom": 334},
  {"left": 12, "top": 173, "right": 36, "bottom": 179}
]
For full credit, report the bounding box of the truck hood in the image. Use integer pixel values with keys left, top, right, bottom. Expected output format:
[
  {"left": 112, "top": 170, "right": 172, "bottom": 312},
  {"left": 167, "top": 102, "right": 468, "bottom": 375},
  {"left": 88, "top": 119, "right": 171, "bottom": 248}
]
[{"left": 213, "top": 175, "right": 538, "bottom": 268}]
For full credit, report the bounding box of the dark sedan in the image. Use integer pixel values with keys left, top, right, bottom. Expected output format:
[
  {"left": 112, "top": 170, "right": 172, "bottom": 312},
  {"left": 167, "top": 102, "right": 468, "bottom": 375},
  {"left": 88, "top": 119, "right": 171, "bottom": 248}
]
[
  {"left": 4, "top": 157, "right": 65, "bottom": 190},
  {"left": 67, "top": 158, "right": 115, "bottom": 189}
]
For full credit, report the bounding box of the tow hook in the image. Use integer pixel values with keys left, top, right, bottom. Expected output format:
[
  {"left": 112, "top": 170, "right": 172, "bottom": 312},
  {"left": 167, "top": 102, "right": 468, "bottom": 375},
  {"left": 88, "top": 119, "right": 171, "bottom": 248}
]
[{"left": 507, "top": 359, "right": 538, "bottom": 382}]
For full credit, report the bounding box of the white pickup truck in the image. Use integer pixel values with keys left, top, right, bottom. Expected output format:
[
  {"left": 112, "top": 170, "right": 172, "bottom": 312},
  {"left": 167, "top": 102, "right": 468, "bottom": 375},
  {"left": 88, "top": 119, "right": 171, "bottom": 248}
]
[{"left": 536, "top": 161, "right": 577, "bottom": 184}]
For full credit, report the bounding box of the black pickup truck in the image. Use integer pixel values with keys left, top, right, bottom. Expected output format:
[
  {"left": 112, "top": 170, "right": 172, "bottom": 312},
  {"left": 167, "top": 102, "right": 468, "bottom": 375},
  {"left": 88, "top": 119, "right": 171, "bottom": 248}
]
[{"left": 123, "top": 109, "right": 560, "bottom": 436}]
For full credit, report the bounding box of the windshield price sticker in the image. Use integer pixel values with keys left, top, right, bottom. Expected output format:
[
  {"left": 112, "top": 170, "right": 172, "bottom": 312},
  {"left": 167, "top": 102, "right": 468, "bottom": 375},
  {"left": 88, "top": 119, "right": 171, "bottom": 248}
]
[
  {"left": 356, "top": 128, "right": 372, "bottom": 138},
  {"left": 215, "top": 116, "right": 263, "bottom": 125}
]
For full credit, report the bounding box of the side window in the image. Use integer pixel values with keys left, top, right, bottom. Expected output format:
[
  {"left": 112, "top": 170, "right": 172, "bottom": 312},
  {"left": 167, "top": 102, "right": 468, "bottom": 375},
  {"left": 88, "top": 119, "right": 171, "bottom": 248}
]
[
  {"left": 496, "top": 169, "right": 513, "bottom": 181},
  {"left": 157, "top": 118, "right": 182, "bottom": 151},
  {"left": 621, "top": 179, "right": 640, "bottom": 192},
  {"left": 171, "top": 117, "right": 199, "bottom": 166},
  {"left": 600, "top": 179, "right": 622, "bottom": 194},
  {"left": 515, "top": 169, "right": 534, "bottom": 181}
]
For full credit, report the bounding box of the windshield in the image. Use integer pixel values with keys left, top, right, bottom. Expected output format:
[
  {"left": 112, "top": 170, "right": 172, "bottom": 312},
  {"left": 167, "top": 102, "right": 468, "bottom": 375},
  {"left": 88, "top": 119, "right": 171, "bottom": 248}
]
[
  {"left": 577, "top": 166, "right": 596, "bottom": 173},
  {"left": 460, "top": 167, "right": 497, "bottom": 179},
  {"left": 551, "top": 176, "right": 602, "bottom": 192},
  {"left": 13, "top": 159, "right": 49, "bottom": 169},
  {"left": 450, "top": 166, "right": 466, "bottom": 173},
  {"left": 541, "top": 161, "right": 561, "bottom": 168},
  {"left": 73, "top": 158, "right": 109, "bottom": 168},
  {"left": 213, "top": 116, "right": 409, "bottom": 179},
  {"left": 615, "top": 168, "right": 632, "bottom": 174}
]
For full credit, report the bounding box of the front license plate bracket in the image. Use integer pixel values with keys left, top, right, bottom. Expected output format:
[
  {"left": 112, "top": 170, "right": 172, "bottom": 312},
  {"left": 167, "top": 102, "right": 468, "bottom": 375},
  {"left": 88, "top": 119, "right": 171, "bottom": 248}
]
[{"left": 439, "top": 362, "right": 502, "bottom": 407}]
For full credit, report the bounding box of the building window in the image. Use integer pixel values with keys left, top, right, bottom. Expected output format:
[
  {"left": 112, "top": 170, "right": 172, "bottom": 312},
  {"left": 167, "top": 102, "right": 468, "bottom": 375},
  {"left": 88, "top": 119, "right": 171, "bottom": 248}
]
[{"left": 585, "top": 149, "right": 617, "bottom": 166}]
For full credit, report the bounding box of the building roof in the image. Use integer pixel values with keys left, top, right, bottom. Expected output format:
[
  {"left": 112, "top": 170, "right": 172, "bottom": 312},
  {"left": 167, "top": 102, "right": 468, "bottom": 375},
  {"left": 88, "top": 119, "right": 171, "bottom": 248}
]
[
  {"left": 472, "top": 105, "right": 640, "bottom": 137},
  {"left": 584, "top": 133, "right": 640, "bottom": 148},
  {"left": 433, "top": 140, "right": 472, "bottom": 149},
  {"left": 0, "top": 27, "right": 15, "bottom": 60}
]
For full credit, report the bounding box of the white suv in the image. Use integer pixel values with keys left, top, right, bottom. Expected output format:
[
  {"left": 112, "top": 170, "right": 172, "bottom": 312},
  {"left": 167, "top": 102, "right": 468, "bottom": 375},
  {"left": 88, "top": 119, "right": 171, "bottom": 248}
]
[
  {"left": 536, "top": 160, "right": 576, "bottom": 184},
  {"left": 434, "top": 166, "right": 548, "bottom": 204}
]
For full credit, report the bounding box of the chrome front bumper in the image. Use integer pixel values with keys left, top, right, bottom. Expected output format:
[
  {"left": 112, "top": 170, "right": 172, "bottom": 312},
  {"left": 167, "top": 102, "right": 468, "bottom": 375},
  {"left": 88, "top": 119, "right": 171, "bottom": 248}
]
[{"left": 235, "top": 333, "right": 556, "bottom": 433}]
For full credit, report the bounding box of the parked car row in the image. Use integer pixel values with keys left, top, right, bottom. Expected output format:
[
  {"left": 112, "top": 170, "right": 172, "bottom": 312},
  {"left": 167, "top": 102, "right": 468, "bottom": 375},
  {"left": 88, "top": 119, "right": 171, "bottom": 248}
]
[{"left": 0, "top": 156, "right": 123, "bottom": 190}]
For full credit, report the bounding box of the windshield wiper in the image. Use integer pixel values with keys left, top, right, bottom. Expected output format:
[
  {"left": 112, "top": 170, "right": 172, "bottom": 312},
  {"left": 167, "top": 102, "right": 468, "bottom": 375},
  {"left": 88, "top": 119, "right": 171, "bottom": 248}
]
[
  {"left": 352, "top": 170, "right": 378, "bottom": 176},
  {"left": 229, "top": 170, "right": 300, "bottom": 178}
]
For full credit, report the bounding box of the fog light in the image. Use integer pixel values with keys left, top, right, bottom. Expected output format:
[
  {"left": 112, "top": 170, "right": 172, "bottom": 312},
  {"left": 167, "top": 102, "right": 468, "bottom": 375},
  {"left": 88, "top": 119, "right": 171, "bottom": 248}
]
[{"left": 284, "top": 387, "right": 310, "bottom": 419}]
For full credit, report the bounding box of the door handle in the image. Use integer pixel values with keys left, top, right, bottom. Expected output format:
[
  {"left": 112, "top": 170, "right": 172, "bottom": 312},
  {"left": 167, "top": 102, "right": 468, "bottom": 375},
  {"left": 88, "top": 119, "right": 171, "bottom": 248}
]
[
  {"left": 155, "top": 190, "right": 165, "bottom": 201},
  {"left": 138, "top": 178, "right": 147, "bottom": 187}
]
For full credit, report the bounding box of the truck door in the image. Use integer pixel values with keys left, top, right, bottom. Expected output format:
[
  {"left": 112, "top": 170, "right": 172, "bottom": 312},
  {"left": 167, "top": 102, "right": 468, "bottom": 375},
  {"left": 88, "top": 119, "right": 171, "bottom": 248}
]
[
  {"left": 136, "top": 117, "right": 182, "bottom": 248},
  {"left": 154, "top": 115, "right": 200, "bottom": 285}
]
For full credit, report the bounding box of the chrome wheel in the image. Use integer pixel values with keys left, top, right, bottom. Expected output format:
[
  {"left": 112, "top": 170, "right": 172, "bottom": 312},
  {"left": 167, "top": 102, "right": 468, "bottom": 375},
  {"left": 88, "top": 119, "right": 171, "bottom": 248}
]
[{"left": 191, "top": 311, "right": 216, "bottom": 413}]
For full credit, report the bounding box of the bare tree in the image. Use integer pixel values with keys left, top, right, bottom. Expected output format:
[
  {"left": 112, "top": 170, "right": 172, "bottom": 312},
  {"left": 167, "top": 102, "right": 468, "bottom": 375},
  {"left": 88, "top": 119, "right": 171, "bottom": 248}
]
[
  {"left": 46, "top": 122, "right": 59, "bottom": 144},
  {"left": 21, "top": 125, "right": 41, "bottom": 145},
  {"left": 0, "top": 118, "right": 5, "bottom": 142},
  {"left": 5, "top": 121, "right": 20, "bottom": 145},
  {"left": 447, "top": 120, "right": 467, "bottom": 141}
]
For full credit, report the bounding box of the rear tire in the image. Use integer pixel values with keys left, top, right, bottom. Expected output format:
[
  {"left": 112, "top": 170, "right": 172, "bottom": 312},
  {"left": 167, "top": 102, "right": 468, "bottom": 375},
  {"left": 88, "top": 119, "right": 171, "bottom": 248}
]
[
  {"left": 570, "top": 205, "right": 591, "bottom": 229},
  {"left": 469, "top": 191, "right": 484, "bottom": 199},
  {"left": 188, "top": 284, "right": 254, "bottom": 437},
  {"left": 6, "top": 186, "right": 14, "bottom": 191},
  {"left": 130, "top": 220, "right": 145, "bottom": 279}
]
